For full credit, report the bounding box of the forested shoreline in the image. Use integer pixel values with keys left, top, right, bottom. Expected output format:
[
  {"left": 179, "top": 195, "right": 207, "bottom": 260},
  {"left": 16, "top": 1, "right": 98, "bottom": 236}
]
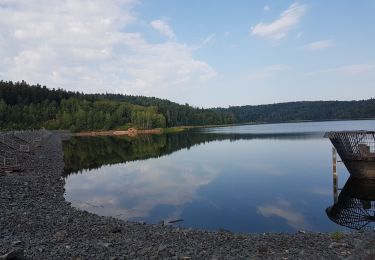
[
  {"left": 1, "top": 80, "right": 375, "bottom": 131},
  {"left": 0, "top": 81, "right": 235, "bottom": 131}
]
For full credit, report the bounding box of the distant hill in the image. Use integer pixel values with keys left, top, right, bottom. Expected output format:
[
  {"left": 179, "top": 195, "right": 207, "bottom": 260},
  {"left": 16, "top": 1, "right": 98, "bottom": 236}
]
[
  {"left": 228, "top": 100, "right": 375, "bottom": 124},
  {"left": 1, "top": 80, "right": 375, "bottom": 131}
]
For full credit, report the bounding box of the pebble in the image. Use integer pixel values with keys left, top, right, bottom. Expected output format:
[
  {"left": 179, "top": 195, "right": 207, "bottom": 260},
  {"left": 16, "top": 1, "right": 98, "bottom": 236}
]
[
  {"left": 11, "top": 241, "right": 22, "bottom": 246},
  {"left": 98, "top": 242, "right": 112, "bottom": 248},
  {"left": 328, "top": 242, "right": 348, "bottom": 249}
]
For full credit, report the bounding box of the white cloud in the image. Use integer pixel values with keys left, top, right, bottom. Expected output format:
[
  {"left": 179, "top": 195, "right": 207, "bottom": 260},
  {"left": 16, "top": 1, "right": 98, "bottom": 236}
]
[
  {"left": 150, "top": 19, "right": 176, "bottom": 40},
  {"left": 333, "top": 64, "right": 375, "bottom": 76},
  {"left": 304, "top": 40, "right": 333, "bottom": 51},
  {"left": 0, "top": 0, "right": 215, "bottom": 97},
  {"left": 264, "top": 5, "right": 270, "bottom": 11},
  {"left": 251, "top": 2, "right": 307, "bottom": 41},
  {"left": 202, "top": 33, "right": 216, "bottom": 45},
  {"left": 246, "top": 64, "right": 289, "bottom": 81},
  {"left": 121, "top": 40, "right": 217, "bottom": 95},
  {"left": 307, "top": 64, "right": 375, "bottom": 77}
]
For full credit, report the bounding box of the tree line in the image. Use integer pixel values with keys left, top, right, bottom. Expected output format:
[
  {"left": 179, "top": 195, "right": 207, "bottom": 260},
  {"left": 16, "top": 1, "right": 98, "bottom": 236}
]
[
  {"left": 228, "top": 100, "right": 375, "bottom": 123},
  {"left": 0, "top": 81, "right": 234, "bottom": 131},
  {"left": 1, "top": 80, "right": 375, "bottom": 131}
]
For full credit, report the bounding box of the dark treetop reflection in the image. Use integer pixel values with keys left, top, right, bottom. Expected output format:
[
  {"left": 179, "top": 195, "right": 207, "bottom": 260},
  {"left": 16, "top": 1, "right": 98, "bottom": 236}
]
[
  {"left": 63, "top": 120, "right": 375, "bottom": 233},
  {"left": 63, "top": 131, "right": 321, "bottom": 175}
]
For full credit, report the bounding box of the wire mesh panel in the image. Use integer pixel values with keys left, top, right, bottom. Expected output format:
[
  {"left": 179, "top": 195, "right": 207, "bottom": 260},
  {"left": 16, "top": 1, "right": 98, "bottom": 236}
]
[
  {"left": 14, "top": 130, "right": 43, "bottom": 145},
  {"left": 325, "top": 131, "right": 375, "bottom": 161},
  {"left": 0, "top": 132, "right": 33, "bottom": 152},
  {"left": 0, "top": 151, "right": 19, "bottom": 172},
  {"left": 325, "top": 131, "right": 375, "bottom": 179},
  {"left": 326, "top": 195, "right": 375, "bottom": 231},
  {"left": 4, "top": 152, "right": 18, "bottom": 167},
  {"left": 0, "top": 134, "right": 19, "bottom": 151},
  {"left": 0, "top": 131, "right": 44, "bottom": 172},
  {"left": 19, "top": 144, "right": 30, "bottom": 152},
  {"left": 326, "top": 177, "right": 375, "bottom": 231}
]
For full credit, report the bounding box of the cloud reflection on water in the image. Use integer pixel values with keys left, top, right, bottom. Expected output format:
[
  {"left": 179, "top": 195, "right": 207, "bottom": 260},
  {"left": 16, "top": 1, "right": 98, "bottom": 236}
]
[
  {"left": 257, "top": 198, "right": 310, "bottom": 230},
  {"left": 65, "top": 158, "right": 218, "bottom": 222}
]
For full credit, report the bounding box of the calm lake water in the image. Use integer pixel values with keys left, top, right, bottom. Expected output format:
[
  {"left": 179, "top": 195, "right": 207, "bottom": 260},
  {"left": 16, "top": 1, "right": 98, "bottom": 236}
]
[{"left": 63, "top": 120, "right": 375, "bottom": 233}]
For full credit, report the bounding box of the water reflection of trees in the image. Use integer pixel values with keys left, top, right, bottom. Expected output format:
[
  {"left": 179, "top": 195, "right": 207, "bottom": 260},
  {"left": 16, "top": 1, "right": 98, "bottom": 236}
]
[{"left": 63, "top": 130, "right": 321, "bottom": 175}]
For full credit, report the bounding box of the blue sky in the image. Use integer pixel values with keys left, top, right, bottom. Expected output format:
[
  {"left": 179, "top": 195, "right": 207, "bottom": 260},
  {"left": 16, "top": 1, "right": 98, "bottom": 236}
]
[{"left": 0, "top": 1, "right": 374, "bottom": 107}]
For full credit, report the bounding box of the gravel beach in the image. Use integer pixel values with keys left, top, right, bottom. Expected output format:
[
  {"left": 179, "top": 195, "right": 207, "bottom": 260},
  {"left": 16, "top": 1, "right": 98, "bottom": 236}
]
[{"left": 1, "top": 131, "right": 374, "bottom": 259}]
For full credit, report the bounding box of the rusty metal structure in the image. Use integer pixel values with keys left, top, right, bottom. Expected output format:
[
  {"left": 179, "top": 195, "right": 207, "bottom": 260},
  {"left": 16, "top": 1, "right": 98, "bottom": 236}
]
[
  {"left": 325, "top": 131, "right": 375, "bottom": 179},
  {"left": 326, "top": 177, "right": 375, "bottom": 231},
  {"left": 325, "top": 131, "right": 375, "bottom": 160}
]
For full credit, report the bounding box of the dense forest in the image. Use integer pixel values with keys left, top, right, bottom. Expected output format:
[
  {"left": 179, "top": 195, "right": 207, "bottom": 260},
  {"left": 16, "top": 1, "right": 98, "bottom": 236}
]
[
  {"left": 1, "top": 80, "right": 375, "bottom": 131},
  {"left": 0, "top": 81, "right": 234, "bottom": 131},
  {"left": 228, "top": 100, "right": 375, "bottom": 123}
]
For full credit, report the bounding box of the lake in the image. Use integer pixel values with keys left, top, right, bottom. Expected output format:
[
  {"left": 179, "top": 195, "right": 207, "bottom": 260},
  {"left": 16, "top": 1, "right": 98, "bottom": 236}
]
[{"left": 63, "top": 120, "right": 375, "bottom": 233}]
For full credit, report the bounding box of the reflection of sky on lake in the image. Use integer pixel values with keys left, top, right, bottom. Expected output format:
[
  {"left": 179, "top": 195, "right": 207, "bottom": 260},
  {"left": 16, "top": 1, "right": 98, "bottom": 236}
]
[
  {"left": 65, "top": 157, "right": 219, "bottom": 221},
  {"left": 257, "top": 198, "right": 309, "bottom": 230},
  {"left": 64, "top": 120, "right": 375, "bottom": 233},
  {"left": 201, "top": 120, "right": 375, "bottom": 135}
]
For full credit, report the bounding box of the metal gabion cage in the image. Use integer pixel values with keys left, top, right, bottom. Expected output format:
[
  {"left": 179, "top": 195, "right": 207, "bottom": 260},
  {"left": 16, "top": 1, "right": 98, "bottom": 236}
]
[{"left": 325, "top": 131, "right": 375, "bottom": 161}]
